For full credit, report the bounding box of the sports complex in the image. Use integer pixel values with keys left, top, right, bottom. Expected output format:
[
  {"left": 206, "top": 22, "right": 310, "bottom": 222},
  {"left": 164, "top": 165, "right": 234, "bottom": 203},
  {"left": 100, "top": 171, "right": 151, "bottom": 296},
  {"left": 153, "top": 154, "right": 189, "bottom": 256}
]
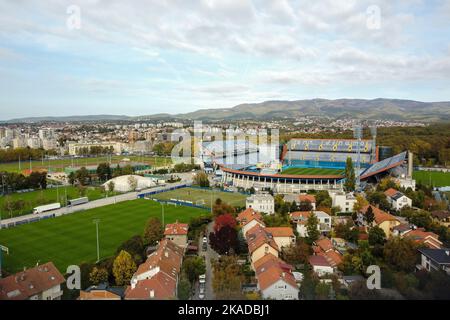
[{"left": 203, "top": 137, "right": 412, "bottom": 193}]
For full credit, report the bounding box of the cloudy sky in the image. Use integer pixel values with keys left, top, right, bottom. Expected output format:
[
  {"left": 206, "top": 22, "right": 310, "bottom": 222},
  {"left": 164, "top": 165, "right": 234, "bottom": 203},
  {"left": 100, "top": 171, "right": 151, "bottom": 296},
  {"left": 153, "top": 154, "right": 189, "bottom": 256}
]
[{"left": 1, "top": 0, "right": 450, "bottom": 119}]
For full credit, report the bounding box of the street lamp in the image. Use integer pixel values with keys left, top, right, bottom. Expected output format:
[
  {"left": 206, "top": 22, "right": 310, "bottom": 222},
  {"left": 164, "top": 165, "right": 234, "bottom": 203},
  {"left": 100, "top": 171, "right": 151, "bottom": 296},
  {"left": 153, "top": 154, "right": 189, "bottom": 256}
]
[{"left": 93, "top": 219, "right": 100, "bottom": 262}]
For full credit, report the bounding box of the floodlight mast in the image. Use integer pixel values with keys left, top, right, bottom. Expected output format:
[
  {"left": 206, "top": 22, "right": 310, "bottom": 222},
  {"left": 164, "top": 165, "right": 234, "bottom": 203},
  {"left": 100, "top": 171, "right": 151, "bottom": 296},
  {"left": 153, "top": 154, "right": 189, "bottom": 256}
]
[{"left": 353, "top": 125, "right": 363, "bottom": 191}]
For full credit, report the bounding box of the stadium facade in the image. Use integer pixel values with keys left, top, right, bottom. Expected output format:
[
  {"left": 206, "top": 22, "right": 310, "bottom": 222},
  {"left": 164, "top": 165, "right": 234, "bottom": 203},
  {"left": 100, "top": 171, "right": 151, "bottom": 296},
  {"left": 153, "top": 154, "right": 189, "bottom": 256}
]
[{"left": 202, "top": 138, "right": 410, "bottom": 193}]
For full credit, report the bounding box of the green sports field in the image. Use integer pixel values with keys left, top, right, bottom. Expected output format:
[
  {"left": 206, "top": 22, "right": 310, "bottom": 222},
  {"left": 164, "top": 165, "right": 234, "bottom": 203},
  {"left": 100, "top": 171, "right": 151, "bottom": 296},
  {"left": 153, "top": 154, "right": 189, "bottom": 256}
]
[
  {"left": 0, "top": 186, "right": 117, "bottom": 219},
  {"left": 281, "top": 167, "right": 344, "bottom": 176},
  {"left": 0, "top": 155, "right": 171, "bottom": 173},
  {"left": 151, "top": 187, "right": 247, "bottom": 208},
  {"left": 413, "top": 170, "right": 450, "bottom": 187},
  {"left": 0, "top": 199, "right": 207, "bottom": 273}
]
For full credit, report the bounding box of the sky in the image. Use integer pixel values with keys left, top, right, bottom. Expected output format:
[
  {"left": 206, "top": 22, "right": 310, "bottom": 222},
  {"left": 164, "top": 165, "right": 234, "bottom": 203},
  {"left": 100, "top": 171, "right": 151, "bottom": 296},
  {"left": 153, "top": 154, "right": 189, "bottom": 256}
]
[{"left": 0, "top": 0, "right": 450, "bottom": 120}]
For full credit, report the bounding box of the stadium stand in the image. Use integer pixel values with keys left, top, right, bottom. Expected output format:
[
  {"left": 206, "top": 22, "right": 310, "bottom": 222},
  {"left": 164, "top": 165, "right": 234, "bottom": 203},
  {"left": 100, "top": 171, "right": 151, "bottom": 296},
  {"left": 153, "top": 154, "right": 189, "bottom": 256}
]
[{"left": 359, "top": 151, "right": 407, "bottom": 180}]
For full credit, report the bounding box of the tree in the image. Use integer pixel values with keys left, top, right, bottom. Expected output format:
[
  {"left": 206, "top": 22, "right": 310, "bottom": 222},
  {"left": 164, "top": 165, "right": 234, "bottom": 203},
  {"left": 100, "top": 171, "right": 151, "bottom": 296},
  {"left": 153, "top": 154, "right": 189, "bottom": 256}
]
[
  {"left": 116, "top": 235, "right": 145, "bottom": 264},
  {"left": 127, "top": 176, "right": 138, "bottom": 191},
  {"left": 368, "top": 226, "right": 386, "bottom": 246},
  {"left": 212, "top": 255, "right": 245, "bottom": 299},
  {"left": 366, "top": 206, "right": 375, "bottom": 225},
  {"left": 348, "top": 280, "right": 381, "bottom": 300},
  {"left": 282, "top": 239, "right": 311, "bottom": 266},
  {"left": 96, "top": 163, "right": 112, "bottom": 181},
  {"left": 112, "top": 250, "right": 137, "bottom": 286},
  {"left": 177, "top": 276, "right": 191, "bottom": 300},
  {"left": 75, "top": 167, "right": 90, "bottom": 186},
  {"left": 68, "top": 171, "right": 75, "bottom": 185},
  {"left": 193, "top": 171, "right": 210, "bottom": 187},
  {"left": 212, "top": 199, "right": 236, "bottom": 216},
  {"left": 182, "top": 256, "right": 206, "bottom": 284},
  {"left": 107, "top": 181, "right": 115, "bottom": 193},
  {"left": 344, "top": 157, "right": 356, "bottom": 192},
  {"left": 209, "top": 225, "right": 238, "bottom": 255},
  {"left": 214, "top": 214, "right": 236, "bottom": 232},
  {"left": 315, "top": 191, "right": 332, "bottom": 208},
  {"left": 89, "top": 267, "right": 109, "bottom": 285},
  {"left": 383, "top": 237, "right": 418, "bottom": 272},
  {"left": 143, "top": 217, "right": 163, "bottom": 245},
  {"left": 353, "top": 195, "right": 368, "bottom": 212},
  {"left": 306, "top": 213, "right": 320, "bottom": 244}
]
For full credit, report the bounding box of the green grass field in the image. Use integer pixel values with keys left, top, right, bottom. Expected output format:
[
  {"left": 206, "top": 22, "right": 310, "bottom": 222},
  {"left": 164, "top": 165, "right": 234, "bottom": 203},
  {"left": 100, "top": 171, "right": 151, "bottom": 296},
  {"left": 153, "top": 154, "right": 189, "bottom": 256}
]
[
  {"left": 0, "top": 186, "right": 117, "bottom": 219},
  {"left": 413, "top": 170, "right": 450, "bottom": 187},
  {"left": 281, "top": 167, "right": 344, "bottom": 176},
  {"left": 0, "top": 199, "right": 207, "bottom": 273},
  {"left": 0, "top": 155, "right": 171, "bottom": 173},
  {"left": 151, "top": 187, "right": 247, "bottom": 208}
]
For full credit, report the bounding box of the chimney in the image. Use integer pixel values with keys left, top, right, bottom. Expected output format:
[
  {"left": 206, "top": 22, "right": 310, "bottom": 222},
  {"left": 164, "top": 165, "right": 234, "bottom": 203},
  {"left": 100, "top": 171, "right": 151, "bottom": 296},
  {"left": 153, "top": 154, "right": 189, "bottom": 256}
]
[
  {"left": 446, "top": 250, "right": 449, "bottom": 256},
  {"left": 150, "top": 289, "right": 155, "bottom": 298},
  {"left": 164, "top": 251, "right": 169, "bottom": 258}
]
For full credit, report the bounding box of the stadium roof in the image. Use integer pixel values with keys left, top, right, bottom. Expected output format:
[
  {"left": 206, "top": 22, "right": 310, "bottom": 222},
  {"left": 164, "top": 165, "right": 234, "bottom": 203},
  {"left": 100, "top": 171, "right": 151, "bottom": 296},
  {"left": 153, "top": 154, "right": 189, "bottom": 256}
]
[{"left": 359, "top": 151, "right": 407, "bottom": 180}]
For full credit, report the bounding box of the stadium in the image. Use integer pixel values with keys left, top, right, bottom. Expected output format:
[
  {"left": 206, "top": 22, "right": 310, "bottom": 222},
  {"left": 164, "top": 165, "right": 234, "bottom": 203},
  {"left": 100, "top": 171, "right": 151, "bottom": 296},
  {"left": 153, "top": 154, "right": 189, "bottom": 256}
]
[{"left": 202, "top": 136, "right": 412, "bottom": 193}]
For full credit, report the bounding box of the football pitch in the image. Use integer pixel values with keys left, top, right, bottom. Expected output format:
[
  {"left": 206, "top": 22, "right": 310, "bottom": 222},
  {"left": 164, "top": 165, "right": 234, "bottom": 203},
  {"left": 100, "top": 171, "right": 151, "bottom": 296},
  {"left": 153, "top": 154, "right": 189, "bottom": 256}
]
[
  {"left": 151, "top": 187, "right": 247, "bottom": 208},
  {"left": 0, "top": 199, "right": 207, "bottom": 273},
  {"left": 413, "top": 170, "right": 450, "bottom": 187},
  {"left": 281, "top": 167, "right": 344, "bottom": 176},
  {"left": 0, "top": 186, "right": 117, "bottom": 219},
  {"left": 0, "top": 155, "right": 171, "bottom": 173}
]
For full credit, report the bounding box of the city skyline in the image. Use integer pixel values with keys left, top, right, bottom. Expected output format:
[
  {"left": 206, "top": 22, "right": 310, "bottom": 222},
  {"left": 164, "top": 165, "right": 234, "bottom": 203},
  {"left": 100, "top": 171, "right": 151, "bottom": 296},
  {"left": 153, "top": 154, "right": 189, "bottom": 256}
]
[{"left": 1, "top": 1, "right": 450, "bottom": 119}]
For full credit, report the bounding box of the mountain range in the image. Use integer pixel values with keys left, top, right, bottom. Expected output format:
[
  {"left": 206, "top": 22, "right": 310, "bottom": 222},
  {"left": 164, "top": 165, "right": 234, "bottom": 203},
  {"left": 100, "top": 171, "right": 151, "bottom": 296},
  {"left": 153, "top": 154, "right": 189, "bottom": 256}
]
[{"left": 3, "top": 98, "right": 450, "bottom": 123}]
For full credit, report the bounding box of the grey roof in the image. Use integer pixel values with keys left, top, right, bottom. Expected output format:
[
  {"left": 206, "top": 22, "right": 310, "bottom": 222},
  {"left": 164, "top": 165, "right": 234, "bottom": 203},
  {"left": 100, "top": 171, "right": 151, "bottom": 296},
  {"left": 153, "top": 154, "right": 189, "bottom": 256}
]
[
  {"left": 418, "top": 248, "right": 450, "bottom": 265},
  {"left": 391, "top": 192, "right": 405, "bottom": 201}
]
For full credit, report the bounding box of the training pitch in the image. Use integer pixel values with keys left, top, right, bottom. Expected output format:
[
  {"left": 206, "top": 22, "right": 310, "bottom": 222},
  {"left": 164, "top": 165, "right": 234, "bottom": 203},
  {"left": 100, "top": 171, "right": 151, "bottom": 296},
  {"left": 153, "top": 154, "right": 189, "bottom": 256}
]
[
  {"left": 413, "top": 170, "right": 450, "bottom": 187},
  {"left": 151, "top": 187, "right": 247, "bottom": 207},
  {"left": 0, "top": 199, "right": 207, "bottom": 273}
]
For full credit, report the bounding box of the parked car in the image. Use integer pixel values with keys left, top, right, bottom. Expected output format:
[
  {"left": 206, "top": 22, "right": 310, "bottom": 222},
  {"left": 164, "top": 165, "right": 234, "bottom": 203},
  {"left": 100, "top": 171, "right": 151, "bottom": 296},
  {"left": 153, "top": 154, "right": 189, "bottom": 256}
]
[{"left": 199, "top": 274, "right": 206, "bottom": 284}]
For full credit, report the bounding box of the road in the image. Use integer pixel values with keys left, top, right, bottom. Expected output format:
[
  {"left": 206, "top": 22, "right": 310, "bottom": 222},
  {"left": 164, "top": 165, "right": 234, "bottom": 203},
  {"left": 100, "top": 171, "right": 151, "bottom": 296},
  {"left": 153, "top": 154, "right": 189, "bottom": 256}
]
[
  {"left": 194, "top": 221, "right": 218, "bottom": 300},
  {"left": 0, "top": 181, "right": 191, "bottom": 228}
]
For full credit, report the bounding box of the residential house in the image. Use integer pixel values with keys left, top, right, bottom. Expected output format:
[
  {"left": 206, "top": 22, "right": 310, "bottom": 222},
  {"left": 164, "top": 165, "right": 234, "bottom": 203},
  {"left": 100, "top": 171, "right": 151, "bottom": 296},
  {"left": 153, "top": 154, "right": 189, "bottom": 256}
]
[
  {"left": 417, "top": 248, "right": 450, "bottom": 275},
  {"left": 246, "top": 224, "right": 279, "bottom": 268},
  {"left": 360, "top": 205, "right": 400, "bottom": 239},
  {"left": 402, "top": 228, "right": 442, "bottom": 249},
  {"left": 125, "top": 239, "right": 183, "bottom": 300},
  {"left": 291, "top": 211, "right": 331, "bottom": 237},
  {"left": 246, "top": 193, "right": 275, "bottom": 214},
  {"left": 308, "top": 255, "right": 334, "bottom": 276},
  {"left": 254, "top": 254, "right": 299, "bottom": 300},
  {"left": 164, "top": 220, "right": 189, "bottom": 248},
  {"left": 265, "top": 227, "right": 295, "bottom": 249},
  {"left": 0, "top": 262, "right": 65, "bottom": 300},
  {"left": 237, "top": 207, "right": 265, "bottom": 236},
  {"left": 431, "top": 211, "right": 450, "bottom": 228},
  {"left": 284, "top": 194, "right": 316, "bottom": 210},
  {"left": 330, "top": 191, "right": 357, "bottom": 212},
  {"left": 384, "top": 188, "right": 412, "bottom": 211},
  {"left": 314, "top": 238, "right": 343, "bottom": 268},
  {"left": 79, "top": 283, "right": 123, "bottom": 300}
]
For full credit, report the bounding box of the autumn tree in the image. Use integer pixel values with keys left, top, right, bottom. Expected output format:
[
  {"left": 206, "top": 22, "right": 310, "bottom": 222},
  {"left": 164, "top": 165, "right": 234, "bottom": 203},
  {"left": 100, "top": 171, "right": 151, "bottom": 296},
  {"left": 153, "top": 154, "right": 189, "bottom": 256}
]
[
  {"left": 212, "top": 198, "right": 236, "bottom": 216},
  {"left": 193, "top": 171, "right": 210, "bottom": 187},
  {"left": 209, "top": 225, "right": 238, "bottom": 255},
  {"left": 112, "top": 250, "right": 137, "bottom": 286},
  {"left": 368, "top": 226, "right": 386, "bottom": 246},
  {"left": 143, "top": 217, "right": 163, "bottom": 245},
  {"left": 353, "top": 195, "right": 368, "bottom": 212},
  {"left": 182, "top": 256, "right": 206, "bottom": 284},
  {"left": 89, "top": 267, "right": 109, "bottom": 285},
  {"left": 383, "top": 237, "right": 418, "bottom": 272},
  {"left": 212, "top": 255, "right": 245, "bottom": 299},
  {"left": 282, "top": 239, "right": 311, "bottom": 266},
  {"left": 366, "top": 206, "right": 375, "bottom": 226},
  {"left": 214, "top": 213, "right": 237, "bottom": 232}
]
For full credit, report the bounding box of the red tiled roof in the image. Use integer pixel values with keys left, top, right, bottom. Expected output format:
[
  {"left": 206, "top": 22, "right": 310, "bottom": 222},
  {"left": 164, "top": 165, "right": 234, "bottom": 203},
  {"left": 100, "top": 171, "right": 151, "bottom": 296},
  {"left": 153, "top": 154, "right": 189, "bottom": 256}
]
[
  {"left": 384, "top": 188, "right": 399, "bottom": 198},
  {"left": 299, "top": 194, "right": 316, "bottom": 203},
  {"left": 0, "top": 262, "right": 65, "bottom": 300},
  {"left": 308, "top": 255, "right": 331, "bottom": 267},
  {"left": 237, "top": 207, "right": 263, "bottom": 226},
  {"left": 290, "top": 211, "right": 311, "bottom": 223},
  {"left": 255, "top": 255, "right": 297, "bottom": 291},
  {"left": 315, "top": 238, "right": 333, "bottom": 252},
  {"left": 403, "top": 228, "right": 442, "bottom": 249},
  {"left": 265, "top": 227, "right": 294, "bottom": 238},
  {"left": 164, "top": 221, "right": 189, "bottom": 235},
  {"left": 246, "top": 224, "right": 279, "bottom": 254},
  {"left": 361, "top": 205, "right": 399, "bottom": 225},
  {"left": 125, "top": 272, "right": 176, "bottom": 300}
]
